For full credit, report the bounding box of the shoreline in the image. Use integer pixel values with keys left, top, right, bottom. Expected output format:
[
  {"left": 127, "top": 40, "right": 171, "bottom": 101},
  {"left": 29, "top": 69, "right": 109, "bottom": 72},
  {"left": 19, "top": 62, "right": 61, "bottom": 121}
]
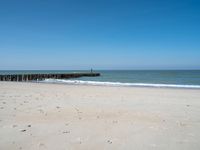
[{"left": 1, "top": 80, "right": 200, "bottom": 90}]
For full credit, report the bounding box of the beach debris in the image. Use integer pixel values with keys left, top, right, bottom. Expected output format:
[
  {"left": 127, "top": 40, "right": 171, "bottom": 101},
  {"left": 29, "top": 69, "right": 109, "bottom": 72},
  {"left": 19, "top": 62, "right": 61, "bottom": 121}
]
[
  {"left": 56, "top": 106, "right": 60, "bottom": 109},
  {"left": 21, "top": 129, "right": 26, "bottom": 132},
  {"left": 27, "top": 125, "right": 31, "bottom": 127}
]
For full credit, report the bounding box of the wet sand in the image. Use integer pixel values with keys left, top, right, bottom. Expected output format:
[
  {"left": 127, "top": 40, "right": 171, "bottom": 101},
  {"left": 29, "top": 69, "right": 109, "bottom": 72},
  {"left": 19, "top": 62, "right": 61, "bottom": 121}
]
[{"left": 0, "top": 82, "right": 200, "bottom": 150}]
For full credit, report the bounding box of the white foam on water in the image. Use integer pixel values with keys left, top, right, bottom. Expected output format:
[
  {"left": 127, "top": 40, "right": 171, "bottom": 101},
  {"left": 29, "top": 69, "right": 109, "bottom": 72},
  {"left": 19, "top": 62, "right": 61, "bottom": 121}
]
[{"left": 42, "top": 79, "right": 200, "bottom": 89}]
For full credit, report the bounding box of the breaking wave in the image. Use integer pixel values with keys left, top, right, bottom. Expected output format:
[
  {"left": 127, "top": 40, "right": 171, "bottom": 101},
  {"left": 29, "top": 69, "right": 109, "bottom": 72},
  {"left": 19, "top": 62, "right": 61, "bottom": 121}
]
[{"left": 42, "top": 79, "right": 200, "bottom": 89}]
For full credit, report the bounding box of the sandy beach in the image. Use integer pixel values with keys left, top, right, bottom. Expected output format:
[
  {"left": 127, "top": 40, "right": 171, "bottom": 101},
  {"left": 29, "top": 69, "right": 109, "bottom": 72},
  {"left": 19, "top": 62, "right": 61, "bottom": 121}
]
[{"left": 0, "top": 82, "right": 200, "bottom": 150}]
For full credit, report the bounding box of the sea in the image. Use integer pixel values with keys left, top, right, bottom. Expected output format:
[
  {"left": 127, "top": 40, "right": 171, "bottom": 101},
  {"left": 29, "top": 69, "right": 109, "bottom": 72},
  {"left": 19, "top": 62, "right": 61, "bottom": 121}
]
[{"left": 1, "top": 70, "right": 200, "bottom": 89}]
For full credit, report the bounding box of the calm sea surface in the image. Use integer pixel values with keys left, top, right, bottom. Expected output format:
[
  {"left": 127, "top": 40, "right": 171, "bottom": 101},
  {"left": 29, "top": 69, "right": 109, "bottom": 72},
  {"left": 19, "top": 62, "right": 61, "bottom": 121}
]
[{"left": 1, "top": 70, "right": 200, "bottom": 88}]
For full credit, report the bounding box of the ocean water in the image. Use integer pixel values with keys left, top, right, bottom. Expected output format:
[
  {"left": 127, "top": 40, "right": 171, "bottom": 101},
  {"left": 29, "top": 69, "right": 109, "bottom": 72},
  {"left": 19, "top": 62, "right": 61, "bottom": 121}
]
[{"left": 1, "top": 70, "right": 200, "bottom": 88}]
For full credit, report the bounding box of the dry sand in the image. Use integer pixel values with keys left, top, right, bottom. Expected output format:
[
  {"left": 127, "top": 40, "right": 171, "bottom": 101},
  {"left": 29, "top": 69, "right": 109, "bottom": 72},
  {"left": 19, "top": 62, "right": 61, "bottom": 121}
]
[{"left": 0, "top": 82, "right": 200, "bottom": 150}]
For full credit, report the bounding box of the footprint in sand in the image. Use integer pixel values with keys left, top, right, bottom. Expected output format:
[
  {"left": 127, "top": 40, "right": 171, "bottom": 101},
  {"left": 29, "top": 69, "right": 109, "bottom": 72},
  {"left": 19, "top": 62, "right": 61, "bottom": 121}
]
[
  {"left": 62, "top": 131, "right": 70, "bottom": 134},
  {"left": 12, "top": 125, "right": 17, "bottom": 128},
  {"left": 56, "top": 106, "right": 60, "bottom": 109},
  {"left": 38, "top": 109, "right": 44, "bottom": 113},
  {"left": 107, "top": 140, "right": 112, "bottom": 144},
  {"left": 179, "top": 122, "right": 187, "bottom": 127},
  {"left": 39, "top": 143, "right": 45, "bottom": 148},
  {"left": 113, "top": 120, "right": 118, "bottom": 124}
]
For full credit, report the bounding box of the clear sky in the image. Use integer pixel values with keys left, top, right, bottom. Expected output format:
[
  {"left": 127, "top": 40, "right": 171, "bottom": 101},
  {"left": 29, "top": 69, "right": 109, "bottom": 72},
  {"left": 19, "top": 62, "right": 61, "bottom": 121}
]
[{"left": 0, "top": 0, "right": 199, "bottom": 70}]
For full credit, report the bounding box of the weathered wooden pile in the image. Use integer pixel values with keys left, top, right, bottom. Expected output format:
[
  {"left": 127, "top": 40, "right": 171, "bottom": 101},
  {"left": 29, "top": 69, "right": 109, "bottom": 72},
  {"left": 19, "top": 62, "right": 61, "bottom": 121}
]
[{"left": 0, "top": 73, "right": 100, "bottom": 82}]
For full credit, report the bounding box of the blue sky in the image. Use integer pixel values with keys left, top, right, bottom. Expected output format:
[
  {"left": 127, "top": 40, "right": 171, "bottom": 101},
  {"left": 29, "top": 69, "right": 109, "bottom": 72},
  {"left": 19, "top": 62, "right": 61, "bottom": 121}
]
[{"left": 0, "top": 0, "right": 199, "bottom": 70}]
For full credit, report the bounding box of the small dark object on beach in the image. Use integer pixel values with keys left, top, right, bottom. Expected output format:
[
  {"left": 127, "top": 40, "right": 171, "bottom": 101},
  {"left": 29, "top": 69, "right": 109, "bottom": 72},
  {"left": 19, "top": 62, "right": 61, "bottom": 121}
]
[
  {"left": 28, "top": 125, "right": 31, "bottom": 127},
  {"left": 107, "top": 140, "right": 112, "bottom": 144},
  {"left": 21, "top": 129, "right": 26, "bottom": 132},
  {"left": 63, "top": 131, "right": 70, "bottom": 134}
]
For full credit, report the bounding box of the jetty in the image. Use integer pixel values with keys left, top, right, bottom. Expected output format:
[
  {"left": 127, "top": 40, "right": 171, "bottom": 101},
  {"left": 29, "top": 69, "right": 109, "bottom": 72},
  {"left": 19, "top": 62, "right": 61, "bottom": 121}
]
[{"left": 0, "top": 72, "right": 100, "bottom": 82}]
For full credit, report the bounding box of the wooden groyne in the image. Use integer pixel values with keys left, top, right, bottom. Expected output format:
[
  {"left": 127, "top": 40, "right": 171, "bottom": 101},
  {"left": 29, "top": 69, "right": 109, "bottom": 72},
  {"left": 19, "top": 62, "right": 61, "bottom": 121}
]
[{"left": 0, "top": 73, "right": 100, "bottom": 82}]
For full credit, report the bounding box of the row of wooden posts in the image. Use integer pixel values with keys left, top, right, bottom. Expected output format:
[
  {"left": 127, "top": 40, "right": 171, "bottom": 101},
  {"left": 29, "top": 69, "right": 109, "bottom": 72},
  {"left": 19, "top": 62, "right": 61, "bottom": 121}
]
[{"left": 0, "top": 73, "right": 100, "bottom": 82}]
